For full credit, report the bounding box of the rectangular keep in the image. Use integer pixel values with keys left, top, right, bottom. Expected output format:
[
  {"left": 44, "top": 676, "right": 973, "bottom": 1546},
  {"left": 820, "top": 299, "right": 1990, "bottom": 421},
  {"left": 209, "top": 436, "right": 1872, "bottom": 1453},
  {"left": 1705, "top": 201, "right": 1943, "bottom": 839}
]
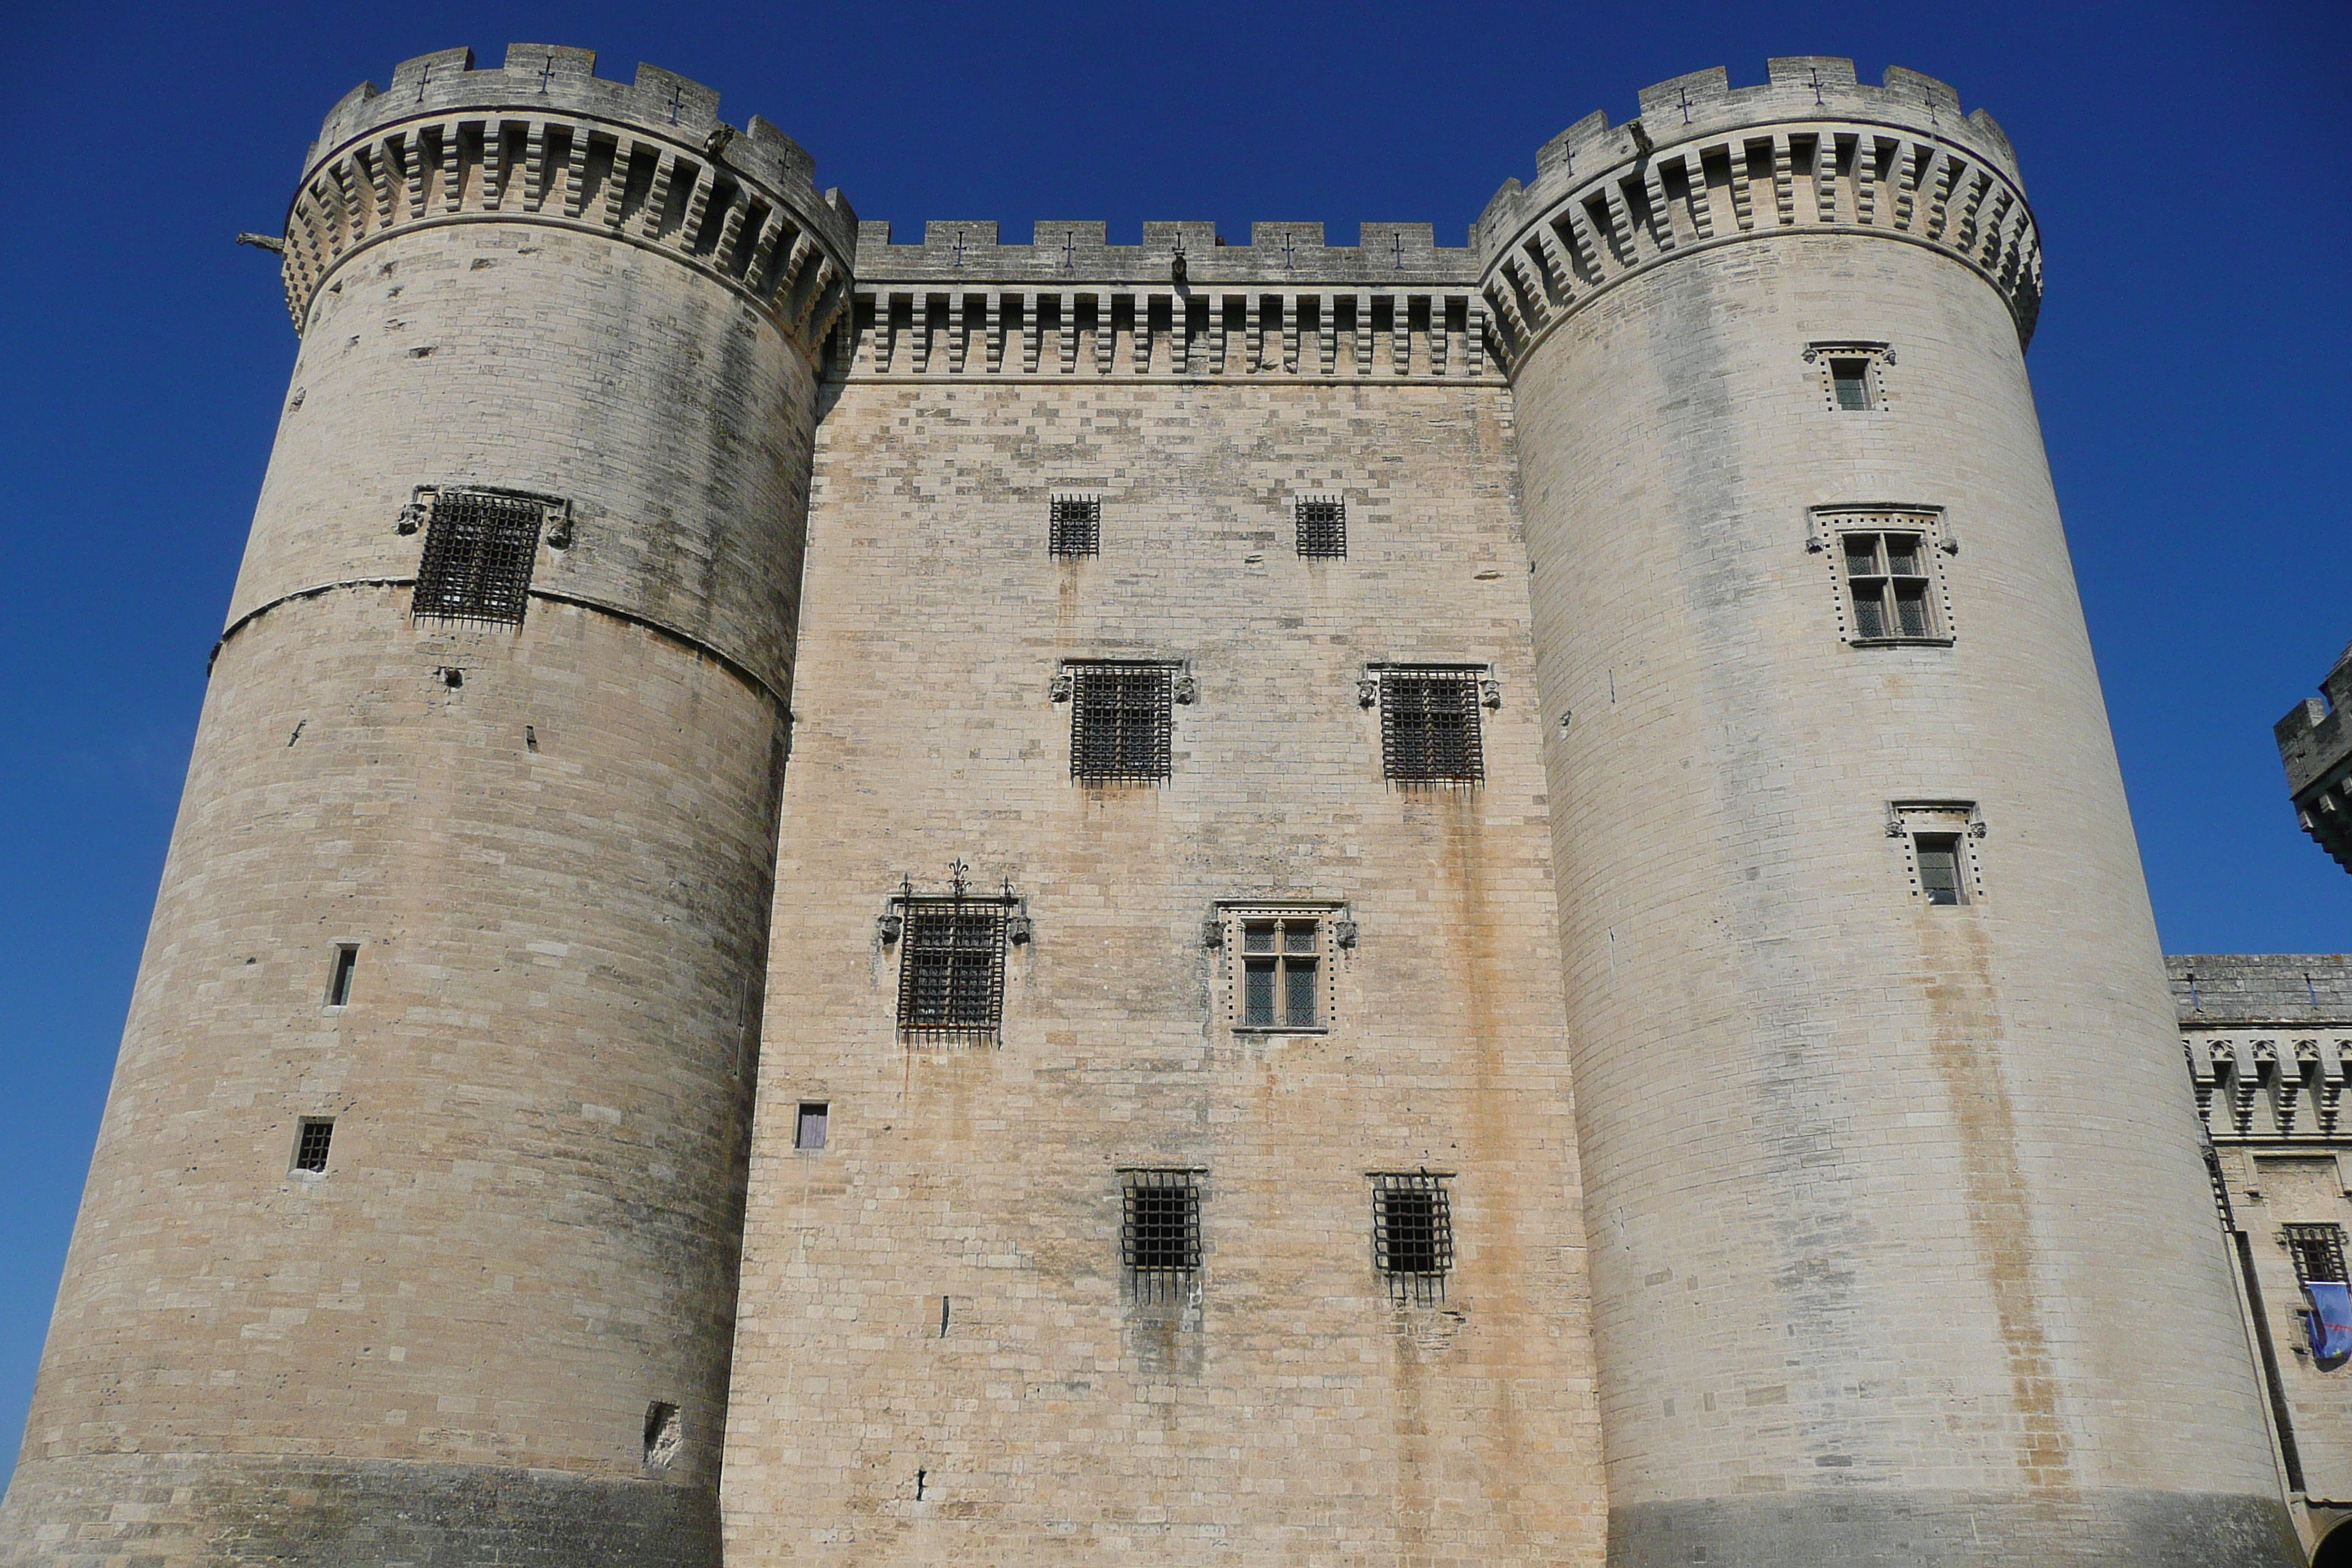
[
  {"left": 411, "top": 489, "right": 554, "bottom": 627},
  {"left": 895, "top": 897, "right": 1008, "bottom": 1042},
  {"left": 1379, "top": 668, "right": 1485, "bottom": 784},
  {"left": 1069, "top": 663, "right": 1175, "bottom": 783}
]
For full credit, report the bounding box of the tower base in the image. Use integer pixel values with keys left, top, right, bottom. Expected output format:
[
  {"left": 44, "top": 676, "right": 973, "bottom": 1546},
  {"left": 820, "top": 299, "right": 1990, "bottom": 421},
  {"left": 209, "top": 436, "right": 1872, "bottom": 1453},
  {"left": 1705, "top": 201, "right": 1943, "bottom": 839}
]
[
  {"left": 1608, "top": 1487, "right": 2302, "bottom": 1567},
  {"left": 0, "top": 1452, "right": 718, "bottom": 1567}
]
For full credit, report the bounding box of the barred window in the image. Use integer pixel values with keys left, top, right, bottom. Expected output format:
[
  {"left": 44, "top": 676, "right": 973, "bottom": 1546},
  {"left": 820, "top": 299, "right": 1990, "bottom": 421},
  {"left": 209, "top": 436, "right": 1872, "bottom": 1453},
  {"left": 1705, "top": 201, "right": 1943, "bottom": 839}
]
[
  {"left": 896, "top": 897, "right": 1008, "bottom": 1041},
  {"left": 1295, "top": 496, "right": 1346, "bottom": 558},
  {"left": 2288, "top": 1224, "right": 2349, "bottom": 1285},
  {"left": 1049, "top": 495, "right": 1101, "bottom": 558},
  {"left": 412, "top": 489, "right": 554, "bottom": 627},
  {"left": 1071, "top": 663, "right": 1175, "bottom": 783},
  {"left": 293, "top": 1118, "right": 334, "bottom": 1175},
  {"left": 1371, "top": 1172, "right": 1453, "bottom": 1304},
  {"left": 1121, "top": 1169, "right": 1202, "bottom": 1300},
  {"left": 1379, "top": 669, "right": 1484, "bottom": 785}
]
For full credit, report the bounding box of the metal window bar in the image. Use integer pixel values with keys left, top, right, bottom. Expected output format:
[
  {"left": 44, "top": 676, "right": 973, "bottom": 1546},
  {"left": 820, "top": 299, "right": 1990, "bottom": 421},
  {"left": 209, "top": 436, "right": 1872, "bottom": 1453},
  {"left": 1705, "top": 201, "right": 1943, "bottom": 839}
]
[
  {"left": 1049, "top": 497, "right": 1100, "bottom": 558},
  {"left": 1295, "top": 497, "right": 1346, "bottom": 558},
  {"left": 293, "top": 1119, "right": 334, "bottom": 1174},
  {"left": 1071, "top": 664, "right": 1174, "bottom": 783},
  {"left": 413, "top": 491, "right": 545, "bottom": 627},
  {"left": 895, "top": 897, "right": 1009, "bottom": 1043},
  {"left": 1121, "top": 1169, "right": 1202, "bottom": 1303},
  {"left": 1371, "top": 1173, "right": 1453, "bottom": 1305},
  {"left": 2287, "top": 1224, "right": 2348, "bottom": 1285},
  {"left": 1379, "top": 671, "right": 1484, "bottom": 785}
]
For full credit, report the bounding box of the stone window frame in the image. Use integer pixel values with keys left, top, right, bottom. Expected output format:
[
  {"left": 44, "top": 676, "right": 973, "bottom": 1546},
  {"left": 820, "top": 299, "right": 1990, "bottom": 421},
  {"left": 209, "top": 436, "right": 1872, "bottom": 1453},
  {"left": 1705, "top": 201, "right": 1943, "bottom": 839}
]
[
  {"left": 1803, "top": 340, "right": 1895, "bottom": 413},
  {"left": 1205, "top": 899, "right": 1356, "bottom": 1036},
  {"left": 1357, "top": 661, "right": 1501, "bottom": 786},
  {"left": 401, "top": 484, "right": 573, "bottom": 629},
  {"left": 1809, "top": 505, "right": 1959, "bottom": 649},
  {"left": 1887, "top": 799, "right": 1987, "bottom": 906},
  {"left": 1049, "top": 657, "right": 1196, "bottom": 783}
]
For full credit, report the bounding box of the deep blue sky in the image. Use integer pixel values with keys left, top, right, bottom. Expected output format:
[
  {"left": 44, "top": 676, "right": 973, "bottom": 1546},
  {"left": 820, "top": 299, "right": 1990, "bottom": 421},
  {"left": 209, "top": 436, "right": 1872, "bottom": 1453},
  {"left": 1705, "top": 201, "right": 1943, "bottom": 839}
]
[{"left": 1, "top": 0, "right": 2343, "bottom": 1491}]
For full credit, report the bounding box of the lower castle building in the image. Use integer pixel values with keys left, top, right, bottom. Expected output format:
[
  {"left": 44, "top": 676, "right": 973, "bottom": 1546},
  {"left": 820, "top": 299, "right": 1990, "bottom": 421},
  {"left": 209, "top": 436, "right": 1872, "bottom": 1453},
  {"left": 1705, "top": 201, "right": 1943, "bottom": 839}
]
[{"left": 1, "top": 41, "right": 2342, "bottom": 1567}]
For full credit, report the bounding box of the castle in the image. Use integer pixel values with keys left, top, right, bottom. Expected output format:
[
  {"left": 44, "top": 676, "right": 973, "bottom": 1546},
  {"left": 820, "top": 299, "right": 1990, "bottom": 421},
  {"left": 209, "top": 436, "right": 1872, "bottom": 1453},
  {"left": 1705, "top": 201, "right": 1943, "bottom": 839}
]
[{"left": 4, "top": 42, "right": 2346, "bottom": 1567}]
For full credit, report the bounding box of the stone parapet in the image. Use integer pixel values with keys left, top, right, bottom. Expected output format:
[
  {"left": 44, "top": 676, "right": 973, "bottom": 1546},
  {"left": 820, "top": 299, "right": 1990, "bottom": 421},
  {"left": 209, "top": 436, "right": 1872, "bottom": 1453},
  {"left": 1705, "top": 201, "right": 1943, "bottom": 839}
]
[
  {"left": 282, "top": 44, "right": 855, "bottom": 356},
  {"left": 2277, "top": 644, "right": 2352, "bottom": 872},
  {"left": 1473, "top": 58, "right": 2041, "bottom": 373}
]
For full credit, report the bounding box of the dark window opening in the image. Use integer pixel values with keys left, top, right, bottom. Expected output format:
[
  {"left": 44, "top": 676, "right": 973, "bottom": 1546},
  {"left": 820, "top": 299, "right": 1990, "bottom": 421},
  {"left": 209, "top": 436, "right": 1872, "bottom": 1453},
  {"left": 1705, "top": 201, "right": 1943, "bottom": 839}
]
[
  {"left": 1379, "top": 670, "right": 1485, "bottom": 785},
  {"left": 1831, "top": 357, "right": 1874, "bottom": 410},
  {"left": 1049, "top": 497, "right": 1100, "bottom": 558},
  {"left": 1240, "top": 919, "right": 1319, "bottom": 1029},
  {"left": 325, "top": 943, "right": 358, "bottom": 1008},
  {"left": 412, "top": 489, "right": 548, "bottom": 627},
  {"left": 1842, "top": 532, "right": 1937, "bottom": 642},
  {"left": 795, "top": 1102, "right": 829, "bottom": 1150},
  {"left": 642, "top": 1401, "right": 682, "bottom": 1467},
  {"left": 2289, "top": 1224, "right": 2349, "bottom": 1286},
  {"left": 293, "top": 1118, "right": 334, "bottom": 1174},
  {"left": 1071, "top": 663, "right": 1175, "bottom": 783},
  {"left": 1915, "top": 834, "right": 1966, "bottom": 905},
  {"left": 896, "top": 898, "right": 1008, "bottom": 1041},
  {"left": 1121, "top": 1169, "right": 1202, "bottom": 1300},
  {"left": 1296, "top": 497, "right": 1346, "bottom": 559},
  {"left": 1372, "top": 1173, "right": 1454, "bottom": 1305}
]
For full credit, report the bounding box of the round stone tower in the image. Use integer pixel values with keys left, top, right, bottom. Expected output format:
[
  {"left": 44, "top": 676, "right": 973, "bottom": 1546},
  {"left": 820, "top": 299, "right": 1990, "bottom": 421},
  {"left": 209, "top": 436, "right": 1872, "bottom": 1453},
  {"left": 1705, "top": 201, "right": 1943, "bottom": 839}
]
[
  {"left": 1477, "top": 59, "right": 2300, "bottom": 1565},
  {"left": 0, "top": 44, "right": 850, "bottom": 1565}
]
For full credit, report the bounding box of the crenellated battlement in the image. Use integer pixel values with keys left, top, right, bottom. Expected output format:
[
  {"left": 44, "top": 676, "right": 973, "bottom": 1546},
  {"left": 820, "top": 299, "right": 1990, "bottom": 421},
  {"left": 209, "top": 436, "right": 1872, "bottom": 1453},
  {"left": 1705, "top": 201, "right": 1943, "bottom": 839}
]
[
  {"left": 839, "top": 218, "right": 1491, "bottom": 382},
  {"left": 1473, "top": 59, "right": 2040, "bottom": 372},
  {"left": 281, "top": 44, "right": 856, "bottom": 355}
]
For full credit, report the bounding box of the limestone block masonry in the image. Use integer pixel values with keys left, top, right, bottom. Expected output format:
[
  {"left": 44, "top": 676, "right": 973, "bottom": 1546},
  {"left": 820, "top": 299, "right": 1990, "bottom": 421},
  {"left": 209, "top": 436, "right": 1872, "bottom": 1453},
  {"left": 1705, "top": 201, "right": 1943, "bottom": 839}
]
[
  {"left": 0, "top": 42, "right": 2305, "bottom": 1568},
  {"left": 0, "top": 42, "right": 850, "bottom": 1567}
]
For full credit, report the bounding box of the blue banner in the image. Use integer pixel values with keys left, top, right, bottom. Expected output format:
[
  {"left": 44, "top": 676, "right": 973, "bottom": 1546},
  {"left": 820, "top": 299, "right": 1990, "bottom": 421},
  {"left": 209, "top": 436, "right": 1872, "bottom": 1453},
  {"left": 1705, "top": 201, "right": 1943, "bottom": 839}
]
[{"left": 2307, "top": 1281, "right": 2352, "bottom": 1361}]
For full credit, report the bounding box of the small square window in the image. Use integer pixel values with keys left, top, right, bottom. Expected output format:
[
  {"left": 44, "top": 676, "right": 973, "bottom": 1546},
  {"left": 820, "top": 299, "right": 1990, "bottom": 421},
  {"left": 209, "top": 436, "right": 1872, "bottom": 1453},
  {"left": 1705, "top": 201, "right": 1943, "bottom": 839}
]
[
  {"left": 1295, "top": 497, "right": 1346, "bottom": 559},
  {"left": 1914, "top": 834, "right": 1966, "bottom": 905},
  {"left": 1069, "top": 662, "right": 1175, "bottom": 783},
  {"left": 1379, "top": 669, "right": 1485, "bottom": 785},
  {"left": 1830, "top": 357, "right": 1874, "bottom": 410},
  {"left": 412, "top": 489, "right": 558, "bottom": 627},
  {"left": 1121, "top": 1169, "right": 1202, "bottom": 1299},
  {"left": 293, "top": 1118, "right": 334, "bottom": 1174},
  {"left": 1049, "top": 496, "right": 1100, "bottom": 558},
  {"left": 1371, "top": 1173, "right": 1453, "bottom": 1305},
  {"left": 1809, "top": 342, "right": 1890, "bottom": 412},
  {"left": 325, "top": 943, "right": 358, "bottom": 1008},
  {"left": 896, "top": 898, "right": 1009, "bottom": 1041},
  {"left": 795, "top": 1103, "right": 829, "bottom": 1151}
]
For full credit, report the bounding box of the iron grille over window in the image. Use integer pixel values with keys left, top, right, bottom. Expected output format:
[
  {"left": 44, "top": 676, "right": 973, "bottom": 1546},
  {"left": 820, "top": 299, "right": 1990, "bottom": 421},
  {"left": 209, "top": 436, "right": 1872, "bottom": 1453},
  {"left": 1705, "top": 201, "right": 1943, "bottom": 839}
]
[
  {"left": 412, "top": 489, "right": 552, "bottom": 627},
  {"left": 2288, "top": 1224, "right": 2349, "bottom": 1285},
  {"left": 1842, "top": 531, "right": 1936, "bottom": 640},
  {"left": 1071, "top": 663, "right": 1175, "bottom": 783},
  {"left": 1295, "top": 497, "right": 1346, "bottom": 559},
  {"left": 293, "top": 1119, "right": 334, "bottom": 1174},
  {"left": 1379, "top": 670, "right": 1484, "bottom": 785},
  {"left": 896, "top": 897, "right": 1009, "bottom": 1042},
  {"left": 1121, "top": 1169, "right": 1202, "bottom": 1300},
  {"left": 1049, "top": 496, "right": 1100, "bottom": 557},
  {"left": 1371, "top": 1172, "right": 1453, "bottom": 1304}
]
